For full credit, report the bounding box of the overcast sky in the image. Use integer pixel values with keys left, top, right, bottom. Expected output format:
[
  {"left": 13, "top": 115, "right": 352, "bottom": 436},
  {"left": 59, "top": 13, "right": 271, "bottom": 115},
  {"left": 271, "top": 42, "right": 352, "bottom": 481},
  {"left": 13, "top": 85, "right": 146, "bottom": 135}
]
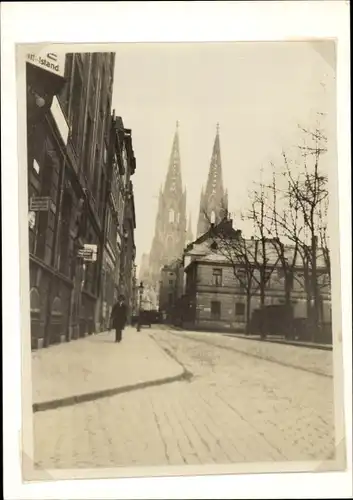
[{"left": 111, "top": 41, "right": 335, "bottom": 270}]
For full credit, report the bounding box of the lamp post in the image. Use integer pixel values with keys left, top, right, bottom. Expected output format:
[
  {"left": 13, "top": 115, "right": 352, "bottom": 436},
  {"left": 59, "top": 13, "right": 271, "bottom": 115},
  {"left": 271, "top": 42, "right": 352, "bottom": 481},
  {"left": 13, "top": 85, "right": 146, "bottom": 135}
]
[{"left": 137, "top": 281, "right": 144, "bottom": 332}]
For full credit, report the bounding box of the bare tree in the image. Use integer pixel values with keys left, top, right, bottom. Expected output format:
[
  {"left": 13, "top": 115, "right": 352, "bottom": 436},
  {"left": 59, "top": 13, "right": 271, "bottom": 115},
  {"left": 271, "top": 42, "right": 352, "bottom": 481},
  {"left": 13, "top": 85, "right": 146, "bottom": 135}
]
[
  {"left": 287, "top": 121, "right": 328, "bottom": 341},
  {"left": 263, "top": 117, "right": 329, "bottom": 342},
  {"left": 243, "top": 177, "right": 283, "bottom": 339}
]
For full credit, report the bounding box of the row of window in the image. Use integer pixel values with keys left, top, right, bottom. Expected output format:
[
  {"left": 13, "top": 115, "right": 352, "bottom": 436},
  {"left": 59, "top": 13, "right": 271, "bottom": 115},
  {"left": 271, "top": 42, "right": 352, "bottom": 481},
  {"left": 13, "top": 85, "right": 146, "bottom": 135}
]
[
  {"left": 209, "top": 301, "right": 245, "bottom": 320},
  {"left": 168, "top": 209, "right": 181, "bottom": 224},
  {"left": 210, "top": 268, "right": 290, "bottom": 287},
  {"left": 58, "top": 53, "right": 112, "bottom": 210}
]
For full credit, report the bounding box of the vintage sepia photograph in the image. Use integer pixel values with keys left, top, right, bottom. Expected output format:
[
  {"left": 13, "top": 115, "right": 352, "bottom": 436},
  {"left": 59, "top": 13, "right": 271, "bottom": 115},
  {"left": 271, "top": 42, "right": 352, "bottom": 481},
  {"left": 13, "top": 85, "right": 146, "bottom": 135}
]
[{"left": 18, "top": 39, "right": 345, "bottom": 481}]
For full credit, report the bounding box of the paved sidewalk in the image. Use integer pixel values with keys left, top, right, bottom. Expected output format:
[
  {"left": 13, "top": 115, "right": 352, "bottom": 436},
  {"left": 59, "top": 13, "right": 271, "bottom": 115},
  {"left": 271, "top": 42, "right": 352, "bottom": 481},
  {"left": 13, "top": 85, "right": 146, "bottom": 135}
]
[{"left": 32, "top": 328, "right": 184, "bottom": 408}]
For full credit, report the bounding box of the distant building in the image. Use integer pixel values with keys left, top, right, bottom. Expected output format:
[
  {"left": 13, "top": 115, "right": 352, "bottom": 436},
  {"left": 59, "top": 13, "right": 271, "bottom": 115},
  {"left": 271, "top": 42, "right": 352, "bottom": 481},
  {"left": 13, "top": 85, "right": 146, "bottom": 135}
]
[
  {"left": 182, "top": 218, "right": 332, "bottom": 341},
  {"left": 197, "top": 124, "right": 228, "bottom": 238},
  {"left": 118, "top": 123, "right": 137, "bottom": 322},
  {"left": 99, "top": 114, "right": 137, "bottom": 329},
  {"left": 158, "top": 258, "right": 184, "bottom": 322}
]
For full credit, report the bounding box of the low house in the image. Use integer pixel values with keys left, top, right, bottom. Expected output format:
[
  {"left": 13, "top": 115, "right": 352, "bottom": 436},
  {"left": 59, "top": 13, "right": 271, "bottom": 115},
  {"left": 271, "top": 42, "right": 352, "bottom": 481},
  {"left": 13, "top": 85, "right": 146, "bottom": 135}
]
[{"left": 182, "top": 218, "right": 331, "bottom": 340}]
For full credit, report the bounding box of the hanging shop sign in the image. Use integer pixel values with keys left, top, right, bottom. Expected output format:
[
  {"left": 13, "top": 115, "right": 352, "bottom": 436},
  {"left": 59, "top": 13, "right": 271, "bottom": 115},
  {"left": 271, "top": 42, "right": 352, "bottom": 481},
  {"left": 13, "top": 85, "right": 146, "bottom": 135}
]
[
  {"left": 77, "top": 244, "right": 98, "bottom": 262},
  {"left": 51, "top": 96, "right": 69, "bottom": 145},
  {"left": 26, "top": 49, "right": 65, "bottom": 78},
  {"left": 29, "top": 196, "right": 51, "bottom": 212}
]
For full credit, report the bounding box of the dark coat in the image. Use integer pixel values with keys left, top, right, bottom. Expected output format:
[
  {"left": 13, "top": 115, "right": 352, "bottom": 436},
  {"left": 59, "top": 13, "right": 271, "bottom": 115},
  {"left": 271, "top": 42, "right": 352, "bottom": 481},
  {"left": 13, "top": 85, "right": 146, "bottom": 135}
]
[{"left": 111, "top": 302, "right": 127, "bottom": 329}]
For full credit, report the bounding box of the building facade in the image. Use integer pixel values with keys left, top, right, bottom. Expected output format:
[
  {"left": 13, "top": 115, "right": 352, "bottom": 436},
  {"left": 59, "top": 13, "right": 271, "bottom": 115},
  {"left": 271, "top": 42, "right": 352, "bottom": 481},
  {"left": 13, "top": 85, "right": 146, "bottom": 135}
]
[
  {"left": 182, "top": 219, "right": 332, "bottom": 342},
  {"left": 158, "top": 258, "right": 184, "bottom": 322},
  {"left": 99, "top": 114, "right": 137, "bottom": 328},
  {"left": 28, "top": 51, "right": 116, "bottom": 348}
]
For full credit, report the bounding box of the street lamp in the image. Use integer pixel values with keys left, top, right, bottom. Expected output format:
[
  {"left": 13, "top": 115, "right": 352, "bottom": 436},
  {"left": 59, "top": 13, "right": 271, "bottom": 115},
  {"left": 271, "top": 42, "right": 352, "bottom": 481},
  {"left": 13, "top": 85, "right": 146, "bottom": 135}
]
[{"left": 137, "top": 281, "right": 144, "bottom": 332}]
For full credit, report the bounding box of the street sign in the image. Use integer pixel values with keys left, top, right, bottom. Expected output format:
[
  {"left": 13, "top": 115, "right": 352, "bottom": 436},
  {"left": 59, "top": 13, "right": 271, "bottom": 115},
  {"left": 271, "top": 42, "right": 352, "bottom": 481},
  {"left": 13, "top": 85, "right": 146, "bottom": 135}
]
[
  {"left": 26, "top": 49, "right": 65, "bottom": 78},
  {"left": 30, "top": 196, "right": 51, "bottom": 211},
  {"left": 77, "top": 244, "right": 98, "bottom": 262}
]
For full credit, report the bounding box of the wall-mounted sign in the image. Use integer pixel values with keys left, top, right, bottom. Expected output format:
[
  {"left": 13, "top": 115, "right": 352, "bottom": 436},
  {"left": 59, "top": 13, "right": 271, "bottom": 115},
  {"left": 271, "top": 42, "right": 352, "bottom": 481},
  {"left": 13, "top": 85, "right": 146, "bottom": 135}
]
[
  {"left": 78, "top": 244, "right": 98, "bottom": 262},
  {"left": 30, "top": 196, "right": 51, "bottom": 211},
  {"left": 26, "top": 50, "right": 65, "bottom": 78},
  {"left": 51, "top": 96, "right": 69, "bottom": 145}
]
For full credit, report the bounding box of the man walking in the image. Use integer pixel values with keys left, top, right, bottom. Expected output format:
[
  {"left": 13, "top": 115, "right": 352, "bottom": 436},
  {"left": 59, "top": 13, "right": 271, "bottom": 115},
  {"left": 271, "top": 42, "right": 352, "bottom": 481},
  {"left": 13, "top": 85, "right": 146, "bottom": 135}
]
[{"left": 111, "top": 295, "right": 127, "bottom": 343}]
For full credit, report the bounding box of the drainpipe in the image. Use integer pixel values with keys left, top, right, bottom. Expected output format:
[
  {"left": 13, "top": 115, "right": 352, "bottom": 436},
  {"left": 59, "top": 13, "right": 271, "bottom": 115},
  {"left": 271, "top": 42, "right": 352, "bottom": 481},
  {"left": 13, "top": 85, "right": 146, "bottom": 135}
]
[{"left": 96, "top": 115, "right": 115, "bottom": 324}]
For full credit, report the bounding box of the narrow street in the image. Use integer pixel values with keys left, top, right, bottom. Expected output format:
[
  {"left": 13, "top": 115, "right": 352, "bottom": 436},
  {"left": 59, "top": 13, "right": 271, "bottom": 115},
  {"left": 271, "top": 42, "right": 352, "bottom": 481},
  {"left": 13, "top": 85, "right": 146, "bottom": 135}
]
[{"left": 33, "top": 326, "right": 335, "bottom": 470}]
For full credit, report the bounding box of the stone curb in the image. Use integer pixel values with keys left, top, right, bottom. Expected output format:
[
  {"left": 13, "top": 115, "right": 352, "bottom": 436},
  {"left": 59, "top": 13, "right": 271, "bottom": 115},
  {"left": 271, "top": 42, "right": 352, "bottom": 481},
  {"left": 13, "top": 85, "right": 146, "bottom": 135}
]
[
  {"left": 165, "top": 325, "right": 333, "bottom": 352},
  {"left": 33, "top": 369, "right": 192, "bottom": 413},
  {"left": 261, "top": 337, "right": 333, "bottom": 351},
  {"left": 225, "top": 333, "right": 333, "bottom": 351}
]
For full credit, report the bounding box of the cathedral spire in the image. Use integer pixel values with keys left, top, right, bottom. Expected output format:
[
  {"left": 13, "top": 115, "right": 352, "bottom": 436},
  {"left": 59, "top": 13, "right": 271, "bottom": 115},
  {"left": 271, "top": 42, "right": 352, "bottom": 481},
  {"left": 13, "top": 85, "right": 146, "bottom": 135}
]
[
  {"left": 164, "top": 121, "right": 182, "bottom": 197},
  {"left": 197, "top": 124, "right": 228, "bottom": 237},
  {"left": 148, "top": 122, "right": 188, "bottom": 288}
]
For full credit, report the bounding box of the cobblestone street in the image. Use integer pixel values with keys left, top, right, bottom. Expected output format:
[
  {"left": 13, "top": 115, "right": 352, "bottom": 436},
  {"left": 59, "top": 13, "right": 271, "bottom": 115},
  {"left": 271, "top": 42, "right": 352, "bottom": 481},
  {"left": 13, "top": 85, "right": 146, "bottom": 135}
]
[{"left": 33, "top": 327, "right": 335, "bottom": 470}]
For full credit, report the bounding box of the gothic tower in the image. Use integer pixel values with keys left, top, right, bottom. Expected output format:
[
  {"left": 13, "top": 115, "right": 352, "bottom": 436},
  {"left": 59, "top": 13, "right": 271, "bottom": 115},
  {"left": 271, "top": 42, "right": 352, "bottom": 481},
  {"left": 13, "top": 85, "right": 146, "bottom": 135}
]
[
  {"left": 197, "top": 124, "right": 228, "bottom": 237},
  {"left": 148, "top": 121, "right": 187, "bottom": 288}
]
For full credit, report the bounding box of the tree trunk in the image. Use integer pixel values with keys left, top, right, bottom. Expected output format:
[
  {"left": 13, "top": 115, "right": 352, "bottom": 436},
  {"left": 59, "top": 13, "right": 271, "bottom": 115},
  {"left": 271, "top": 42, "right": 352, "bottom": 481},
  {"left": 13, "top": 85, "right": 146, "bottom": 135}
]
[
  {"left": 284, "top": 271, "right": 293, "bottom": 339},
  {"left": 245, "top": 291, "right": 252, "bottom": 335},
  {"left": 311, "top": 234, "right": 320, "bottom": 342},
  {"left": 260, "top": 285, "right": 266, "bottom": 340}
]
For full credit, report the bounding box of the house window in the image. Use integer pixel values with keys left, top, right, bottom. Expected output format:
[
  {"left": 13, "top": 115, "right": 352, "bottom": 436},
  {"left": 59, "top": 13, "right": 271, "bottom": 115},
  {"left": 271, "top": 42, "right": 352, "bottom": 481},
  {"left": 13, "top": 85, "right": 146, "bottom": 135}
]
[
  {"left": 70, "top": 61, "right": 83, "bottom": 149},
  {"left": 93, "top": 146, "right": 101, "bottom": 202},
  {"left": 277, "top": 268, "right": 285, "bottom": 280},
  {"left": 169, "top": 280, "right": 173, "bottom": 285},
  {"left": 211, "top": 301, "right": 221, "bottom": 320},
  {"left": 236, "top": 269, "right": 247, "bottom": 287},
  {"left": 212, "top": 268, "right": 222, "bottom": 286},
  {"left": 99, "top": 171, "right": 105, "bottom": 218},
  {"left": 59, "top": 191, "right": 73, "bottom": 276},
  {"left": 82, "top": 113, "right": 93, "bottom": 178},
  {"left": 264, "top": 270, "right": 272, "bottom": 282},
  {"left": 235, "top": 302, "right": 245, "bottom": 316},
  {"left": 168, "top": 209, "right": 175, "bottom": 223},
  {"left": 33, "top": 159, "right": 40, "bottom": 175}
]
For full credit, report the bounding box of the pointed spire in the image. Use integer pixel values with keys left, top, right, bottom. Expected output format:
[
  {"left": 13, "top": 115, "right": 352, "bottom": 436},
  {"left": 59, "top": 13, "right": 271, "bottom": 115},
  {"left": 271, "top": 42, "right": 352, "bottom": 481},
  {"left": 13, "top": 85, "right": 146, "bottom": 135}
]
[
  {"left": 204, "top": 124, "right": 224, "bottom": 201},
  {"left": 164, "top": 121, "right": 182, "bottom": 196},
  {"left": 197, "top": 124, "right": 228, "bottom": 237}
]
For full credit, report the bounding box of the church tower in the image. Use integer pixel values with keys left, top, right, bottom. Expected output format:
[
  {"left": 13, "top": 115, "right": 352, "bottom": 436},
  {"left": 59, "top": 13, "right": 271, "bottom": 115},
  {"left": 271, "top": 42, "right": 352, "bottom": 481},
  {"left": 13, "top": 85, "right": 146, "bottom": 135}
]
[
  {"left": 148, "top": 121, "right": 187, "bottom": 287},
  {"left": 197, "top": 124, "right": 228, "bottom": 237}
]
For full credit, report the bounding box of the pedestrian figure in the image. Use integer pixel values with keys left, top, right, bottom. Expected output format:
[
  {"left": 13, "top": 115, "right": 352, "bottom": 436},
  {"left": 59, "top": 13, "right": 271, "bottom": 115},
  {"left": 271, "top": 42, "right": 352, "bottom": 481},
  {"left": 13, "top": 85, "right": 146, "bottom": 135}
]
[{"left": 111, "top": 295, "right": 127, "bottom": 343}]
